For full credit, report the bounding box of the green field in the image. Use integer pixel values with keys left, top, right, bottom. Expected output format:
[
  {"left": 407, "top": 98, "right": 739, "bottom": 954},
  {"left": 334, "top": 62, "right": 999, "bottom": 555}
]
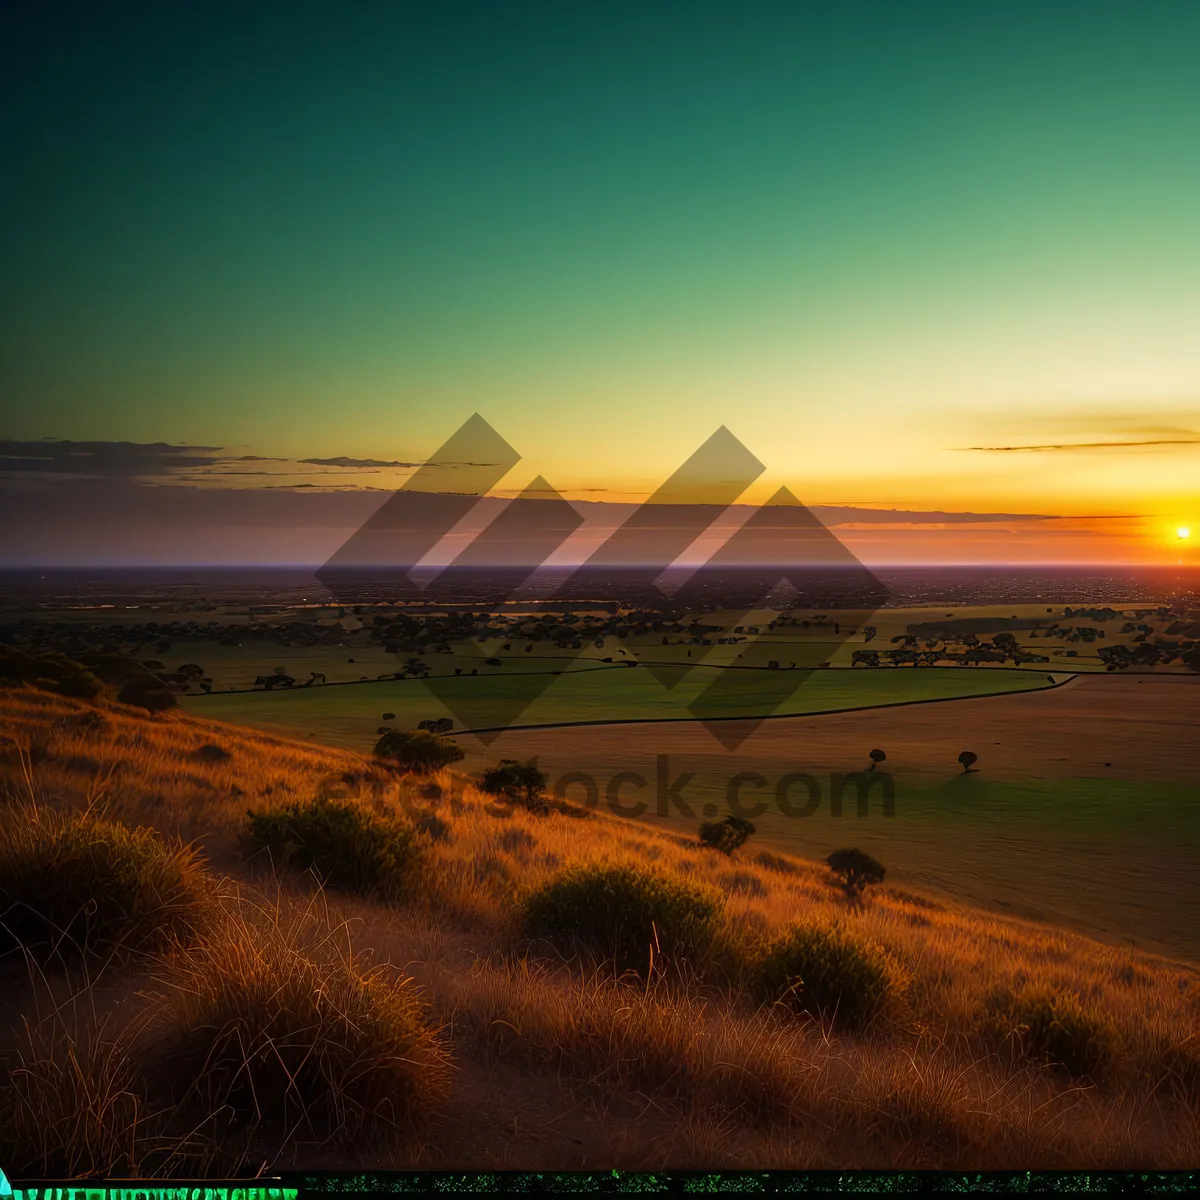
[
  {"left": 441, "top": 682, "right": 1200, "bottom": 960},
  {"left": 756, "top": 774, "right": 1199, "bottom": 961},
  {"left": 187, "top": 663, "right": 1062, "bottom": 748},
  {"left": 674, "top": 775, "right": 1199, "bottom": 961}
]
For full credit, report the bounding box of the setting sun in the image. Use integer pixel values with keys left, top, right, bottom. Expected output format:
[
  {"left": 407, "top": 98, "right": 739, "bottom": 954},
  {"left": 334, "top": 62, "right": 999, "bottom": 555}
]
[{"left": 1179, "top": 526, "right": 1191, "bottom": 539}]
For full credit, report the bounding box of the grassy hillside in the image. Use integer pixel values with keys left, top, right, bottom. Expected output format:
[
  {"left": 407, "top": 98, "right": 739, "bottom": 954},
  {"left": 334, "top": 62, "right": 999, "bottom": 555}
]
[{"left": 2, "top": 685, "right": 1199, "bottom": 1175}]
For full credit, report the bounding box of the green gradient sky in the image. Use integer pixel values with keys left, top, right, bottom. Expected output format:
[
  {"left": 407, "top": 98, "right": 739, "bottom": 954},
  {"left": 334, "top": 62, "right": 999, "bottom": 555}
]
[{"left": 3, "top": 0, "right": 1199, "bottom": 542}]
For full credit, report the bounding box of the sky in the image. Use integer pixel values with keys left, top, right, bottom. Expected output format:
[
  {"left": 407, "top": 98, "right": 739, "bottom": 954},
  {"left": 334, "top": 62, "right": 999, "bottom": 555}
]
[{"left": 2, "top": 0, "right": 1199, "bottom": 565}]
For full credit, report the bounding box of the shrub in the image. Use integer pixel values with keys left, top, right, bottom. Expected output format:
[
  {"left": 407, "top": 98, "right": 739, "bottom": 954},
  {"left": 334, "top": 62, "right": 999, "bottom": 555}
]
[
  {"left": 997, "top": 986, "right": 1114, "bottom": 1078},
  {"left": 244, "top": 796, "right": 426, "bottom": 903},
  {"left": 479, "top": 759, "right": 548, "bottom": 812},
  {"left": 757, "top": 923, "right": 903, "bottom": 1029},
  {"left": 826, "top": 848, "right": 886, "bottom": 899},
  {"left": 0, "top": 645, "right": 103, "bottom": 701},
  {"left": 0, "top": 810, "right": 209, "bottom": 965},
  {"left": 698, "top": 815, "right": 756, "bottom": 855},
  {"left": 523, "top": 863, "right": 724, "bottom": 977},
  {"left": 190, "top": 742, "right": 231, "bottom": 763},
  {"left": 417, "top": 717, "right": 454, "bottom": 734},
  {"left": 145, "top": 910, "right": 448, "bottom": 1152},
  {"left": 373, "top": 729, "right": 464, "bottom": 774}
]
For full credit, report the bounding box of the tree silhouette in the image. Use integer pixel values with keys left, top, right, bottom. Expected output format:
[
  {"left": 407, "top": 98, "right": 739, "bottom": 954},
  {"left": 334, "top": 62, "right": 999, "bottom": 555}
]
[
  {"left": 826, "top": 848, "right": 886, "bottom": 899},
  {"left": 479, "top": 759, "right": 548, "bottom": 812},
  {"left": 958, "top": 750, "right": 978, "bottom": 774},
  {"left": 374, "top": 729, "right": 464, "bottom": 774},
  {"left": 698, "top": 815, "right": 756, "bottom": 855},
  {"left": 868, "top": 748, "right": 887, "bottom": 771}
]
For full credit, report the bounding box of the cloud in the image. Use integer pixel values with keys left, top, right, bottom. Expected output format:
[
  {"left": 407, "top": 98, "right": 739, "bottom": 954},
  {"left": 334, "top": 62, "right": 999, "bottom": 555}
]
[
  {"left": 956, "top": 438, "right": 1200, "bottom": 452},
  {"left": 298, "top": 456, "right": 420, "bottom": 468},
  {"left": 813, "top": 506, "right": 1056, "bottom": 524},
  {"left": 0, "top": 438, "right": 225, "bottom": 475},
  {"left": 0, "top": 438, "right": 507, "bottom": 492},
  {"left": 564, "top": 498, "right": 1064, "bottom": 524},
  {"left": 1121, "top": 425, "right": 1200, "bottom": 435}
]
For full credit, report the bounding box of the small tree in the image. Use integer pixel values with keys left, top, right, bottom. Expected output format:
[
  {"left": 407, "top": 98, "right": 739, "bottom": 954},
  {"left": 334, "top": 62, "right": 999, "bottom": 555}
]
[
  {"left": 374, "top": 729, "right": 464, "bottom": 774},
  {"left": 826, "top": 848, "right": 886, "bottom": 899},
  {"left": 958, "top": 750, "right": 979, "bottom": 774},
  {"left": 479, "top": 759, "right": 548, "bottom": 813},
  {"left": 868, "top": 748, "right": 887, "bottom": 771},
  {"left": 698, "top": 815, "right": 756, "bottom": 855}
]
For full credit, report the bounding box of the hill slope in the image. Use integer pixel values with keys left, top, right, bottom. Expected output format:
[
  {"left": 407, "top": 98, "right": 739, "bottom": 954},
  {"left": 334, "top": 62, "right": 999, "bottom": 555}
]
[{"left": 2, "top": 686, "right": 1198, "bottom": 1174}]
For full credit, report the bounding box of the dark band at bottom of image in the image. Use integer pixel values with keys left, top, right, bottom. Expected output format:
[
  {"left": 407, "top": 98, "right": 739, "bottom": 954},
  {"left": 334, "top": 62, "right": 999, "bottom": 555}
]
[{"left": 4, "top": 1171, "right": 1200, "bottom": 1196}]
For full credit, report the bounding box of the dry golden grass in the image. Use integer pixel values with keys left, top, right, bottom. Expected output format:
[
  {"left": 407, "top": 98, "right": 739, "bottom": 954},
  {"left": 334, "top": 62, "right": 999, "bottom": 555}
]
[
  {"left": 139, "top": 890, "right": 450, "bottom": 1164},
  {"left": 0, "top": 685, "right": 367, "bottom": 853},
  {"left": 1, "top": 981, "right": 148, "bottom": 1178},
  {"left": 2, "top": 684, "right": 1199, "bottom": 1171},
  {"left": 0, "top": 804, "right": 214, "bottom": 967}
]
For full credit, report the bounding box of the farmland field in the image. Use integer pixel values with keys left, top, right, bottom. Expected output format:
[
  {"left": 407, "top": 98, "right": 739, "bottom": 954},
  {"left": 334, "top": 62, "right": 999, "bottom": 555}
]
[
  {"left": 37, "top": 587, "right": 1197, "bottom": 959},
  {"left": 186, "top": 661, "right": 1064, "bottom": 744},
  {"left": 112, "top": 599, "right": 1172, "bottom": 696},
  {"left": 461, "top": 674, "right": 1200, "bottom": 960},
  {"left": 186, "top": 661, "right": 1200, "bottom": 959}
]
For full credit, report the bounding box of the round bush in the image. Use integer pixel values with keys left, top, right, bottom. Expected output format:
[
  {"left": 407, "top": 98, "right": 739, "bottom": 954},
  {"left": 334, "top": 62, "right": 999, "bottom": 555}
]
[
  {"left": 244, "top": 796, "right": 427, "bottom": 903},
  {"left": 147, "top": 916, "right": 448, "bottom": 1150},
  {"left": 698, "top": 815, "right": 755, "bottom": 855},
  {"left": 374, "top": 729, "right": 464, "bottom": 774},
  {"left": 826, "top": 847, "right": 886, "bottom": 898},
  {"left": 479, "top": 759, "right": 548, "bottom": 812},
  {"left": 0, "top": 810, "right": 209, "bottom": 964},
  {"left": 523, "top": 862, "right": 724, "bottom": 977},
  {"left": 999, "top": 986, "right": 1113, "bottom": 1078},
  {"left": 757, "top": 923, "right": 902, "bottom": 1029}
]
